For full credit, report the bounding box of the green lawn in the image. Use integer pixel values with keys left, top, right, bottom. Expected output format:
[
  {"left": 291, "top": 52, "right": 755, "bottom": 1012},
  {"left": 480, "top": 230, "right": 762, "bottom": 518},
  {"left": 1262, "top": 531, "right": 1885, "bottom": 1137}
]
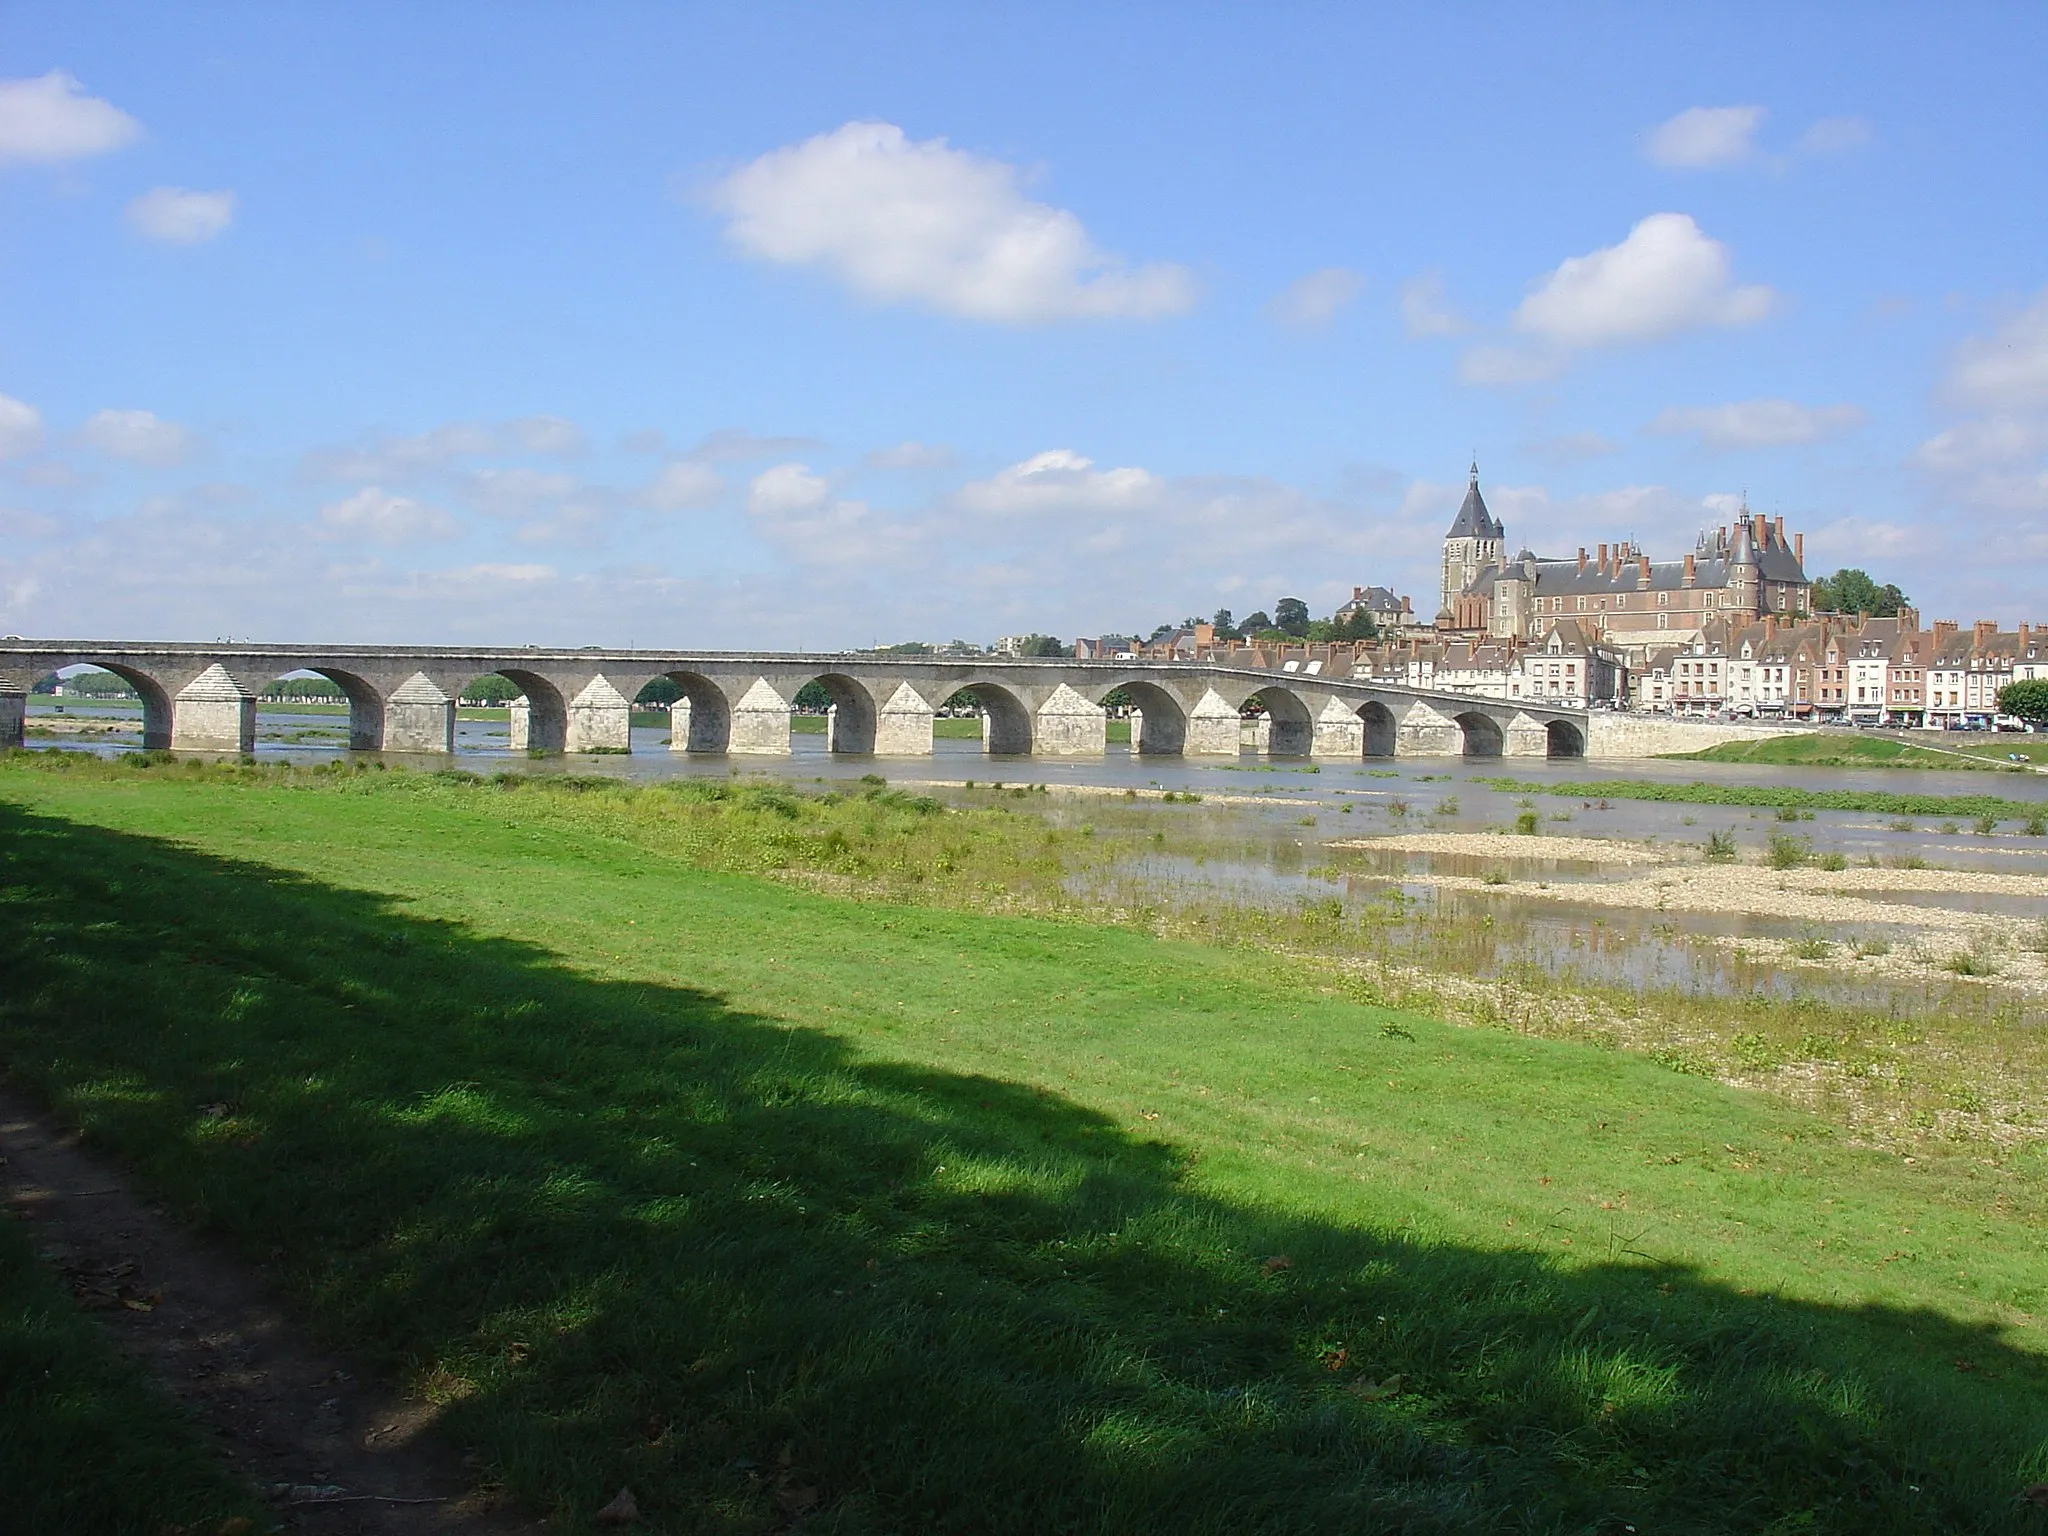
[{"left": 1, "top": 755, "right": 2043, "bottom": 1533}]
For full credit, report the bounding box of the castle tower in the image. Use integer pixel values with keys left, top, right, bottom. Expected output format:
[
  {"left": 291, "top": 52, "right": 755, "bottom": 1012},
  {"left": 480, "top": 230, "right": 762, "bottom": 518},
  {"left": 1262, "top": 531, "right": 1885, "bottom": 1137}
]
[
  {"left": 1439, "top": 461, "right": 1503, "bottom": 620},
  {"left": 1726, "top": 503, "right": 1759, "bottom": 618}
]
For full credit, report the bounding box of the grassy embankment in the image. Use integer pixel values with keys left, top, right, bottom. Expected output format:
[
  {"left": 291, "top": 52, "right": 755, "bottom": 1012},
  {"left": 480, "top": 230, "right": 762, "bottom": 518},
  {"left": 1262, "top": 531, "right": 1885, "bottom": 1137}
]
[
  {"left": 1668, "top": 734, "right": 2048, "bottom": 771},
  {"left": 1, "top": 753, "right": 2045, "bottom": 1533},
  {"left": 1475, "top": 773, "right": 2048, "bottom": 826}
]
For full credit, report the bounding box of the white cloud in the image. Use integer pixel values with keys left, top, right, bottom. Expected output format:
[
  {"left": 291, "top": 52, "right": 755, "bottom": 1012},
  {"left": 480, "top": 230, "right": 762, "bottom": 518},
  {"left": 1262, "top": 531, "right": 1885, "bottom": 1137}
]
[
  {"left": 126, "top": 187, "right": 236, "bottom": 245},
  {"left": 1524, "top": 431, "right": 1618, "bottom": 463},
  {"left": 686, "top": 427, "right": 825, "bottom": 462},
  {"left": 508, "top": 415, "right": 587, "bottom": 455},
  {"left": 1645, "top": 105, "right": 1765, "bottom": 168},
  {"left": 447, "top": 562, "right": 555, "bottom": 584},
  {"left": 1646, "top": 399, "right": 1865, "bottom": 449},
  {"left": 1946, "top": 288, "right": 2048, "bottom": 412},
  {"left": 78, "top": 408, "right": 196, "bottom": 466},
  {"left": 640, "top": 459, "right": 723, "bottom": 511},
  {"left": 317, "top": 487, "right": 459, "bottom": 545},
  {"left": 745, "top": 462, "right": 916, "bottom": 567},
  {"left": 955, "top": 450, "right": 1163, "bottom": 517},
  {"left": 0, "top": 70, "right": 140, "bottom": 165},
  {"left": 1269, "top": 267, "right": 1362, "bottom": 330},
  {"left": 1799, "top": 116, "right": 1873, "bottom": 156},
  {"left": 710, "top": 121, "right": 1196, "bottom": 323},
  {"left": 300, "top": 423, "right": 497, "bottom": 481},
  {"left": 1457, "top": 344, "right": 1564, "bottom": 386},
  {"left": 1914, "top": 417, "right": 2048, "bottom": 475},
  {"left": 1399, "top": 270, "right": 1467, "bottom": 337},
  {"left": 863, "top": 441, "right": 955, "bottom": 470},
  {"left": 1511, "top": 213, "right": 1775, "bottom": 348},
  {"left": 0, "top": 393, "right": 45, "bottom": 459}
]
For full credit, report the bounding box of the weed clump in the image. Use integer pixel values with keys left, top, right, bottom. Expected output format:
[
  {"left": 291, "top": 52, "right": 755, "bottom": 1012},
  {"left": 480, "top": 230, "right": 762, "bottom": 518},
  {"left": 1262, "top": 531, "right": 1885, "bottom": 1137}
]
[{"left": 1764, "top": 832, "right": 1810, "bottom": 870}]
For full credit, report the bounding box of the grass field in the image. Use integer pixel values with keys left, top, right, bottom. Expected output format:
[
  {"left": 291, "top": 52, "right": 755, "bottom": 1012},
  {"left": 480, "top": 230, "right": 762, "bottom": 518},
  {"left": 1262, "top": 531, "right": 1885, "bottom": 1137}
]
[
  {"left": 1670, "top": 733, "right": 2048, "bottom": 771},
  {"left": 1, "top": 754, "right": 2044, "bottom": 1533}
]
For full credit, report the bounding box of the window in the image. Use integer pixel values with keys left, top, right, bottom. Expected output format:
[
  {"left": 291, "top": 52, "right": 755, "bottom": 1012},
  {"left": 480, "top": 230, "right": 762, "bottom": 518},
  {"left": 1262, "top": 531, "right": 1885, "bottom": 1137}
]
[{"left": 1657, "top": 592, "right": 1669, "bottom": 607}]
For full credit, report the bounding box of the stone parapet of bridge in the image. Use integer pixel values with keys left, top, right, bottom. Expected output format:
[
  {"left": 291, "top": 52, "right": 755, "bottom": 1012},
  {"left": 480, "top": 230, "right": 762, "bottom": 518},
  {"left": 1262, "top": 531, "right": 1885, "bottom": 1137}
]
[{"left": 0, "top": 640, "right": 1778, "bottom": 761}]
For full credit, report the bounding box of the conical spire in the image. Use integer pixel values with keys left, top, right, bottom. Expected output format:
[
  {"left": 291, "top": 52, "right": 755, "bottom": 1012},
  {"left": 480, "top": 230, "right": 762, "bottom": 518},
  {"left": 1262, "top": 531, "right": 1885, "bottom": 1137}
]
[{"left": 1446, "top": 459, "right": 1498, "bottom": 539}]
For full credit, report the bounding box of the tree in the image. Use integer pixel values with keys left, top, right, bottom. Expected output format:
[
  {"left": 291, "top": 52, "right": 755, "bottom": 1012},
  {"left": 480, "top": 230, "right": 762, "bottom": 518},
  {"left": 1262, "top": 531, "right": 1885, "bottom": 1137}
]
[
  {"left": 1211, "top": 608, "right": 1237, "bottom": 640},
  {"left": 636, "top": 677, "right": 683, "bottom": 706},
  {"left": 791, "top": 680, "right": 832, "bottom": 712},
  {"left": 1023, "top": 635, "right": 1066, "bottom": 657},
  {"left": 1239, "top": 611, "right": 1271, "bottom": 635},
  {"left": 1997, "top": 679, "right": 2048, "bottom": 726},
  {"left": 461, "top": 675, "right": 521, "bottom": 704},
  {"left": 1811, "top": 568, "right": 1908, "bottom": 618},
  {"left": 1331, "top": 608, "right": 1378, "bottom": 643},
  {"left": 1274, "top": 597, "right": 1310, "bottom": 637}
]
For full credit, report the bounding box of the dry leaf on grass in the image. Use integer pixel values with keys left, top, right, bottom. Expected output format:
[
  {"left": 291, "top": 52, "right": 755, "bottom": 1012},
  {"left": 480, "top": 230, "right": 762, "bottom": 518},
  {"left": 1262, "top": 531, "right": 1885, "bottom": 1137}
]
[
  {"left": 594, "top": 1486, "right": 640, "bottom": 1525},
  {"left": 1259, "top": 1254, "right": 1293, "bottom": 1275},
  {"left": 1348, "top": 1373, "right": 1404, "bottom": 1402}
]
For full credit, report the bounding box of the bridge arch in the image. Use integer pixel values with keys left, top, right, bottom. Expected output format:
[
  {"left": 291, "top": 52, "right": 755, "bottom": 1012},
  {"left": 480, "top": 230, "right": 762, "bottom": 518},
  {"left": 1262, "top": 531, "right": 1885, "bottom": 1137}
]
[
  {"left": 262, "top": 666, "right": 385, "bottom": 752},
  {"left": 1242, "top": 685, "right": 1313, "bottom": 756},
  {"left": 1453, "top": 710, "right": 1504, "bottom": 758},
  {"left": 806, "top": 672, "right": 880, "bottom": 755},
  {"left": 640, "top": 671, "right": 732, "bottom": 752},
  {"left": 1546, "top": 718, "right": 1585, "bottom": 759},
  {"left": 74, "top": 661, "right": 174, "bottom": 750},
  {"left": 950, "top": 681, "right": 1033, "bottom": 755},
  {"left": 1094, "top": 678, "right": 1187, "bottom": 755},
  {"left": 1357, "top": 699, "right": 1397, "bottom": 758},
  {"left": 460, "top": 668, "right": 568, "bottom": 754}
]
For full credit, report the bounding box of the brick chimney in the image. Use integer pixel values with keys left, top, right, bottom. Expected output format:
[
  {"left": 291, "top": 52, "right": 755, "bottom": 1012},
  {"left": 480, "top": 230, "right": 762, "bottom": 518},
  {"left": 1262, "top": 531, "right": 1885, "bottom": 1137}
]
[
  {"left": 1577, "top": 547, "right": 1587, "bottom": 573},
  {"left": 1793, "top": 532, "right": 1804, "bottom": 563},
  {"left": 1774, "top": 515, "right": 1785, "bottom": 543},
  {"left": 1933, "top": 619, "right": 1958, "bottom": 642},
  {"left": 1682, "top": 552, "right": 1696, "bottom": 587},
  {"left": 1973, "top": 618, "right": 1996, "bottom": 650},
  {"left": 1753, "top": 513, "right": 1769, "bottom": 545},
  {"left": 1638, "top": 554, "right": 1651, "bottom": 587},
  {"left": 1597, "top": 542, "right": 1609, "bottom": 576}
]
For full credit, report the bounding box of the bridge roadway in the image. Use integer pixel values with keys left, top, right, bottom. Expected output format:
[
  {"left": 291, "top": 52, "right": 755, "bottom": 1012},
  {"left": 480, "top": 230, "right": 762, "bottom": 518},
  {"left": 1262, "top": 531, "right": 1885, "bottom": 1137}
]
[{"left": 0, "top": 639, "right": 1599, "bottom": 760}]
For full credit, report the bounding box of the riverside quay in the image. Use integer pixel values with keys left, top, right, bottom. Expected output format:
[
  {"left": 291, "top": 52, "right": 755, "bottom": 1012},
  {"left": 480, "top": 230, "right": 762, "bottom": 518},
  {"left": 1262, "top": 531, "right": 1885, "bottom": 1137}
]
[{"left": 0, "top": 640, "right": 1802, "bottom": 759}]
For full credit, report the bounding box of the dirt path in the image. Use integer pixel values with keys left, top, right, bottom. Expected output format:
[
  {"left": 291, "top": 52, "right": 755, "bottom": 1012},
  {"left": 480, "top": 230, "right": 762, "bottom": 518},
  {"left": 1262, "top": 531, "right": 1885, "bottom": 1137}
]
[{"left": 0, "top": 1087, "right": 544, "bottom": 1535}]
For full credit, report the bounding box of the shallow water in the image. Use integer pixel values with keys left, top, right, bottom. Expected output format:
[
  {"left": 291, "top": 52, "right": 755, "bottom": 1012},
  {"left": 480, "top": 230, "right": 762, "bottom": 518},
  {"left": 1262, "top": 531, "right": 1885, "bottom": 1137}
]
[{"left": 26, "top": 698, "right": 2048, "bottom": 1019}]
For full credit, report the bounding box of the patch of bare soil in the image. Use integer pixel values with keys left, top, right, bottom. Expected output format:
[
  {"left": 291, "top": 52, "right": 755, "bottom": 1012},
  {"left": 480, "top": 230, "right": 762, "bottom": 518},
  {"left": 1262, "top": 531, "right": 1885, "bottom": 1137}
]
[{"left": 0, "top": 1087, "right": 544, "bottom": 1535}]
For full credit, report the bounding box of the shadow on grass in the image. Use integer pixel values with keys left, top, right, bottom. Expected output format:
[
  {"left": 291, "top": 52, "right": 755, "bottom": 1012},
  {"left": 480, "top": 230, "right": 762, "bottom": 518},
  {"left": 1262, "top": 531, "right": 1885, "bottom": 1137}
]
[{"left": 0, "top": 799, "right": 2043, "bottom": 1535}]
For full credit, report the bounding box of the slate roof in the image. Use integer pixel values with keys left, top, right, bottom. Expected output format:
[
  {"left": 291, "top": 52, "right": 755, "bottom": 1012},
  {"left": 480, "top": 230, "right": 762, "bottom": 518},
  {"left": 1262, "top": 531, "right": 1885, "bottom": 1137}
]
[{"left": 1445, "top": 465, "right": 1502, "bottom": 540}]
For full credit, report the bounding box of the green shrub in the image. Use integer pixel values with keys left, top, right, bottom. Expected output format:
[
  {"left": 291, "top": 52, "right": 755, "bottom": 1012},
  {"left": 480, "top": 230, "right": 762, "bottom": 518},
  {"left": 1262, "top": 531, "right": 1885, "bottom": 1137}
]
[
  {"left": 1765, "top": 832, "right": 1810, "bottom": 869},
  {"left": 1703, "top": 830, "right": 1737, "bottom": 863},
  {"left": 1514, "top": 810, "right": 1540, "bottom": 836},
  {"left": 1972, "top": 814, "right": 1998, "bottom": 835},
  {"left": 1788, "top": 934, "right": 1833, "bottom": 960},
  {"left": 1815, "top": 851, "right": 1848, "bottom": 871}
]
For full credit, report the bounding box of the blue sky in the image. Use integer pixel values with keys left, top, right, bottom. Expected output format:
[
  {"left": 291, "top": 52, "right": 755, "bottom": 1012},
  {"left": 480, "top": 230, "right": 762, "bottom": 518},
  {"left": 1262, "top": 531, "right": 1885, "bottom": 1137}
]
[{"left": 4, "top": 3, "right": 2046, "bottom": 646}]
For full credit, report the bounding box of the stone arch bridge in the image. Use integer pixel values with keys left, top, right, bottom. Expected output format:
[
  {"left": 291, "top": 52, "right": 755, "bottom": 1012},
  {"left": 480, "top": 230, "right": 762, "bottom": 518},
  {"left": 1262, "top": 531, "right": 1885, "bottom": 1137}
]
[{"left": 0, "top": 641, "right": 1611, "bottom": 759}]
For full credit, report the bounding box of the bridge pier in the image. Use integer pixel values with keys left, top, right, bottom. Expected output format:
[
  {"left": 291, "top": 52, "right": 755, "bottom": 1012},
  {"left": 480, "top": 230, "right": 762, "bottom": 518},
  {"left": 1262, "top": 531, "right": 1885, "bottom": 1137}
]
[
  {"left": 1185, "top": 689, "right": 1240, "bottom": 756},
  {"left": 0, "top": 692, "right": 23, "bottom": 751},
  {"left": 1394, "top": 701, "right": 1462, "bottom": 756},
  {"left": 1311, "top": 697, "right": 1364, "bottom": 759},
  {"left": 383, "top": 673, "right": 453, "bottom": 753},
  {"left": 729, "top": 679, "right": 792, "bottom": 754},
  {"left": 171, "top": 664, "right": 257, "bottom": 753},
  {"left": 1034, "top": 683, "right": 1106, "bottom": 756},
  {"left": 874, "top": 682, "right": 935, "bottom": 755},
  {"left": 1503, "top": 711, "right": 1549, "bottom": 758},
  {"left": 567, "top": 676, "right": 632, "bottom": 753}
]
